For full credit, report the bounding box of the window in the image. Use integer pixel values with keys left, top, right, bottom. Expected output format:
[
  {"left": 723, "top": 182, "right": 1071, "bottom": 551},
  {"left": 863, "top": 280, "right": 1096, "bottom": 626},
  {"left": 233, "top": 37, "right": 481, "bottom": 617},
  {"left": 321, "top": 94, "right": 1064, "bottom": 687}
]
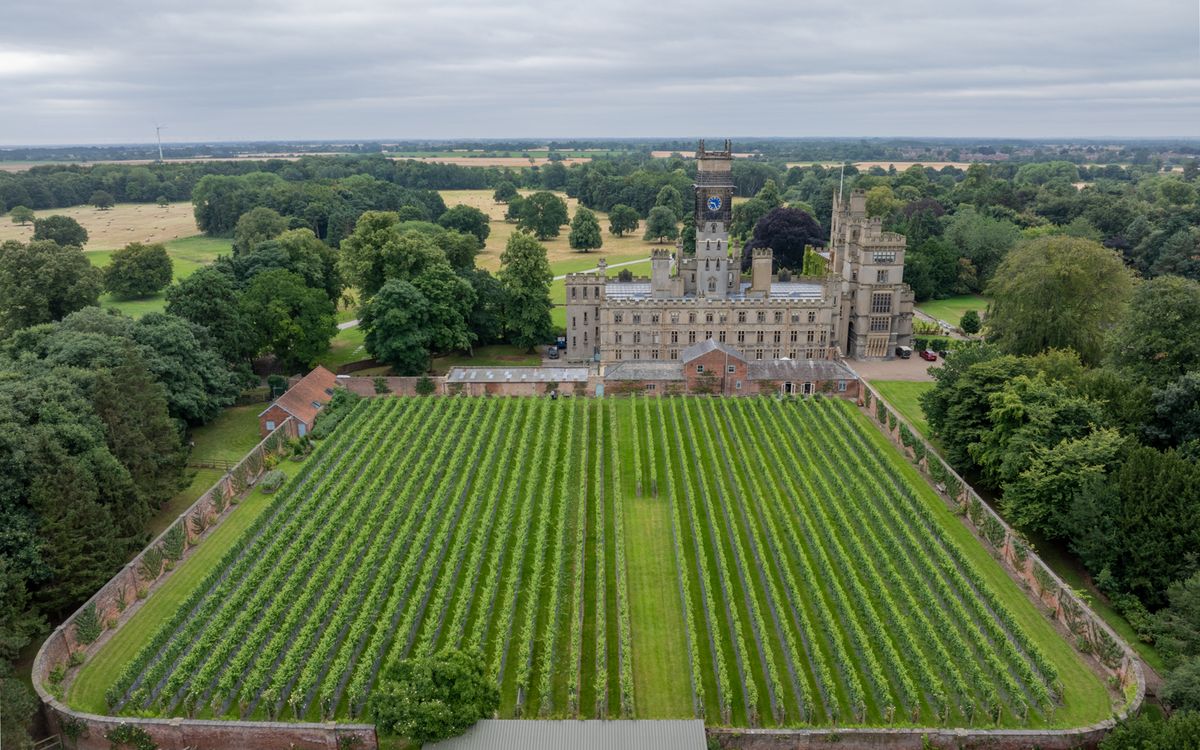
[
  {"left": 651, "top": 313, "right": 660, "bottom": 324},
  {"left": 572, "top": 316, "right": 576, "bottom": 328},
  {"left": 874, "top": 251, "right": 896, "bottom": 264},
  {"left": 582, "top": 286, "right": 588, "bottom": 298},
  {"left": 696, "top": 364, "right": 704, "bottom": 373},
  {"left": 807, "top": 330, "right": 816, "bottom": 343},
  {"left": 870, "top": 315, "right": 890, "bottom": 332},
  {"left": 633, "top": 331, "right": 642, "bottom": 344},
  {"left": 791, "top": 312, "right": 800, "bottom": 323},
  {"left": 876, "top": 269, "right": 889, "bottom": 284},
  {"left": 583, "top": 331, "right": 588, "bottom": 343},
  {"left": 671, "top": 331, "right": 679, "bottom": 344},
  {"left": 583, "top": 312, "right": 587, "bottom": 324},
  {"left": 790, "top": 331, "right": 798, "bottom": 343},
  {"left": 718, "top": 331, "right": 726, "bottom": 342},
  {"left": 705, "top": 312, "right": 714, "bottom": 324},
  {"left": 670, "top": 312, "right": 679, "bottom": 324},
  {"left": 651, "top": 349, "right": 659, "bottom": 359},
  {"left": 756, "top": 311, "right": 766, "bottom": 323},
  {"left": 688, "top": 312, "right": 697, "bottom": 324},
  {"left": 773, "top": 331, "right": 781, "bottom": 343},
  {"left": 838, "top": 380, "right": 848, "bottom": 392},
  {"left": 689, "top": 331, "right": 697, "bottom": 344},
  {"left": 807, "top": 311, "right": 816, "bottom": 324},
  {"left": 265, "top": 420, "right": 276, "bottom": 431},
  {"left": 737, "top": 311, "right": 747, "bottom": 323},
  {"left": 727, "top": 365, "right": 736, "bottom": 373},
  {"left": 774, "top": 311, "right": 783, "bottom": 323},
  {"left": 670, "top": 349, "right": 679, "bottom": 359},
  {"left": 755, "top": 350, "right": 763, "bottom": 360},
  {"left": 704, "top": 331, "right": 712, "bottom": 341},
  {"left": 646, "top": 383, "right": 656, "bottom": 391},
  {"left": 719, "top": 313, "right": 728, "bottom": 323},
  {"left": 614, "top": 313, "right": 623, "bottom": 324},
  {"left": 311, "top": 401, "right": 323, "bottom": 409},
  {"left": 735, "top": 380, "right": 742, "bottom": 390},
  {"left": 615, "top": 333, "right": 623, "bottom": 344},
  {"left": 756, "top": 331, "right": 765, "bottom": 343},
  {"left": 633, "top": 313, "right": 642, "bottom": 324},
  {"left": 871, "top": 292, "right": 892, "bottom": 314},
  {"left": 708, "top": 278, "right": 716, "bottom": 292},
  {"left": 633, "top": 350, "right": 640, "bottom": 359},
  {"left": 615, "top": 350, "right": 623, "bottom": 360},
  {"left": 737, "top": 331, "right": 745, "bottom": 343},
  {"left": 324, "top": 387, "right": 334, "bottom": 396},
  {"left": 571, "top": 287, "right": 577, "bottom": 298}
]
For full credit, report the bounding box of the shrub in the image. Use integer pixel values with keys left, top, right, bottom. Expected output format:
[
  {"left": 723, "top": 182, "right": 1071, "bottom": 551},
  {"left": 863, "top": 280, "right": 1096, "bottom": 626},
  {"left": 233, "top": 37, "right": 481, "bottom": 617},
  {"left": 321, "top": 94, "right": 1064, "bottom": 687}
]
[
  {"left": 370, "top": 648, "right": 498, "bottom": 746},
  {"left": 415, "top": 375, "right": 437, "bottom": 396},
  {"left": 105, "top": 723, "right": 157, "bottom": 750},
  {"left": 373, "top": 376, "right": 390, "bottom": 395},
  {"left": 74, "top": 602, "right": 102, "bottom": 645},
  {"left": 258, "top": 470, "right": 287, "bottom": 493},
  {"left": 960, "top": 309, "right": 982, "bottom": 334},
  {"left": 189, "top": 512, "right": 208, "bottom": 536},
  {"left": 161, "top": 523, "right": 186, "bottom": 561}
]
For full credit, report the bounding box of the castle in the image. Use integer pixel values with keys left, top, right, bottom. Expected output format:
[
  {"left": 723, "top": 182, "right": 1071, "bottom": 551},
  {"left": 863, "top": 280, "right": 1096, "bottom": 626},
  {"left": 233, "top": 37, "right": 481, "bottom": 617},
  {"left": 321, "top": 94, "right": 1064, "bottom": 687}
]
[{"left": 564, "top": 140, "right": 914, "bottom": 367}]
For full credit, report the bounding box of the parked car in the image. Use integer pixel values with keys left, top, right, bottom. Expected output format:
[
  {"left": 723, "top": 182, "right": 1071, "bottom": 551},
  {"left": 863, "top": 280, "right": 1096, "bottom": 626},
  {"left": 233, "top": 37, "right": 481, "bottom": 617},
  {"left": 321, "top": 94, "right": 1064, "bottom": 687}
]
[
  {"left": 895, "top": 346, "right": 913, "bottom": 359},
  {"left": 919, "top": 349, "right": 938, "bottom": 362},
  {"left": 546, "top": 346, "right": 560, "bottom": 360}
]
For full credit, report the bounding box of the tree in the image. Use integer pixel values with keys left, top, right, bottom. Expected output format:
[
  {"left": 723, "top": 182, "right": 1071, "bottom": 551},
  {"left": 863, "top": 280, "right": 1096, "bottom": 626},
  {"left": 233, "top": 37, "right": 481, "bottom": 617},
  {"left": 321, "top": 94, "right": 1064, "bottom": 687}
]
[
  {"left": 642, "top": 206, "right": 679, "bottom": 244},
  {"left": 361, "top": 278, "right": 431, "bottom": 375},
  {"left": 437, "top": 204, "right": 490, "bottom": 248},
  {"left": 1146, "top": 372, "right": 1200, "bottom": 448},
  {"left": 165, "top": 267, "right": 255, "bottom": 365},
  {"left": 985, "top": 236, "right": 1134, "bottom": 366},
  {"left": 1163, "top": 660, "right": 1200, "bottom": 712},
  {"left": 89, "top": 190, "right": 115, "bottom": 210},
  {"left": 1100, "top": 712, "right": 1200, "bottom": 750},
  {"left": 239, "top": 269, "right": 337, "bottom": 372},
  {"left": 32, "top": 215, "right": 88, "bottom": 247},
  {"left": 568, "top": 207, "right": 602, "bottom": 252},
  {"left": 9, "top": 206, "right": 34, "bottom": 226},
  {"left": 942, "top": 208, "right": 1020, "bottom": 288},
  {"left": 516, "top": 191, "right": 569, "bottom": 240},
  {"left": 654, "top": 185, "right": 684, "bottom": 219},
  {"left": 412, "top": 265, "right": 476, "bottom": 356},
  {"left": 740, "top": 207, "right": 824, "bottom": 271},
  {"left": 233, "top": 206, "right": 288, "bottom": 255},
  {"left": 1108, "top": 275, "right": 1200, "bottom": 387},
  {"left": 369, "top": 648, "right": 498, "bottom": 746},
  {"left": 103, "top": 242, "right": 173, "bottom": 298},
  {"left": 608, "top": 204, "right": 639, "bottom": 237},
  {"left": 339, "top": 211, "right": 449, "bottom": 298},
  {"left": 959, "top": 309, "right": 982, "bottom": 335},
  {"left": 498, "top": 233, "right": 554, "bottom": 351},
  {"left": 1155, "top": 572, "right": 1200, "bottom": 668},
  {"left": 464, "top": 269, "right": 506, "bottom": 346},
  {"left": 156, "top": 195, "right": 170, "bottom": 207},
  {"left": 492, "top": 181, "right": 518, "bottom": 203},
  {"left": 0, "top": 240, "right": 103, "bottom": 333}
]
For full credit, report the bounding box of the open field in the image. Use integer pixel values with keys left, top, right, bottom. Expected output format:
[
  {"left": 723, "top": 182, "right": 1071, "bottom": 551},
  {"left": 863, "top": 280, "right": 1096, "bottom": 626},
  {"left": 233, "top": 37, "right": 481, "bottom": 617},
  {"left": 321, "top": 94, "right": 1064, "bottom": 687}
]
[
  {"left": 870, "top": 381, "right": 933, "bottom": 438},
  {"left": 916, "top": 295, "right": 989, "bottom": 327},
  {"left": 85, "top": 234, "right": 232, "bottom": 318},
  {"left": 71, "top": 396, "right": 1108, "bottom": 728},
  {"left": 438, "top": 189, "right": 658, "bottom": 273},
  {"left": 550, "top": 258, "right": 652, "bottom": 329},
  {"left": 0, "top": 201, "right": 199, "bottom": 249}
]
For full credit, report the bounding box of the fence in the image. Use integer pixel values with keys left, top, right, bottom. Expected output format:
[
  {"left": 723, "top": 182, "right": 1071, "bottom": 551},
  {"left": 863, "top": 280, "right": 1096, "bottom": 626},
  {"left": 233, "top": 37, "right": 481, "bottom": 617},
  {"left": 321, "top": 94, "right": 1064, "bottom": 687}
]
[{"left": 33, "top": 417, "right": 379, "bottom": 750}]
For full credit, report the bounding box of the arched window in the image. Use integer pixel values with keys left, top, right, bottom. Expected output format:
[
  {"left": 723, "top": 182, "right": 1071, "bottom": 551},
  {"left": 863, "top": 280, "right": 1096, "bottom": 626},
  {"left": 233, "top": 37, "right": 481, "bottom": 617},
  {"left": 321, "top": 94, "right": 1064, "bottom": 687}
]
[{"left": 708, "top": 278, "right": 716, "bottom": 292}]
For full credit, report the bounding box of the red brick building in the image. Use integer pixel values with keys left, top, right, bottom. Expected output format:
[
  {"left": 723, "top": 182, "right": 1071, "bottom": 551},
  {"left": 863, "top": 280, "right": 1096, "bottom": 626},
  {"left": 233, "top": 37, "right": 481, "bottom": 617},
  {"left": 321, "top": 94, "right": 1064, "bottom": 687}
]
[
  {"left": 604, "top": 340, "right": 859, "bottom": 397},
  {"left": 258, "top": 365, "right": 338, "bottom": 437}
]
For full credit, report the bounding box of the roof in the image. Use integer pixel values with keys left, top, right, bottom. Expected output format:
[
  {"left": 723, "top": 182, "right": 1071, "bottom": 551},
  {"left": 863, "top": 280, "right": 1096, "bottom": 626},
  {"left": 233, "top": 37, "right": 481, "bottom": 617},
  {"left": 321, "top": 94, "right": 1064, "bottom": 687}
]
[
  {"left": 605, "top": 281, "right": 651, "bottom": 299},
  {"left": 447, "top": 367, "right": 590, "bottom": 383},
  {"left": 424, "top": 720, "right": 706, "bottom": 750},
  {"left": 680, "top": 339, "right": 745, "bottom": 362},
  {"left": 259, "top": 365, "right": 337, "bottom": 425},
  {"left": 747, "top": 358, "right": 859, "bottom": 381},
  {"left": 604, "top": 361, "right": 685, "bottom": 381},
  {"left": 768, "top": 281, "right": 824, "bottom": 300}
]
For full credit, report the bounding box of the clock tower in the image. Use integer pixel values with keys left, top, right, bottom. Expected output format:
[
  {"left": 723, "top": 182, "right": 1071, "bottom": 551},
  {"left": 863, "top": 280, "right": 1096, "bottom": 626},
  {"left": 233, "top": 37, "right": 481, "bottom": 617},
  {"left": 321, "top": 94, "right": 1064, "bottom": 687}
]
[{"left": 693, "top": 139, "right": 736, "bottom": 298}]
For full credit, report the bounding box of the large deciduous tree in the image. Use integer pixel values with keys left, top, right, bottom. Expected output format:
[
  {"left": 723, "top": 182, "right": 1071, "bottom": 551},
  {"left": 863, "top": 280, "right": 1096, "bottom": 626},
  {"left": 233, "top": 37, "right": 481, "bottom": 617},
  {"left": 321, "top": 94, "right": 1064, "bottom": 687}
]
[
  {"left": 369, "top": 648, "right": 498, "bottom": 746},
  {"left": 0, "top": 239, "right": 103, "bottom": 333},
  {"left": 498, "top": 233, "right": 553, "bottom": 351},
  {"left": 412, "top": 265, "right": 476, "bottom": 356},
  {"left": 239, "top": 269, "right": 337, "bottom": 372},
  {"left": 1107, "top": 275, "right": 1200, "bottom": 387},
  {"left": 31, "top": 215, "right": 88, "bottom": 247},
  {"left": 942, "top": 207, "right": 1020, "bottom": 289},
  {"left": 740, "top": 206, "right": 824, "bottom": 272},
  {"left": 361, "top": 279, "right": 431, "bottom": 375},
  {"left": 607, "top": 204, "right": 639, "bottom": 237},
  {"left": 516, "top": 191, "right": 569, "bottom": 240},
  {"left": 9, "top": 206, "right": 34, "bottom": 225},
  {"left": 642, "top": 206, "right": 679, "bottom": 244},
  {"left": 103, "top": 242, "right": 173, "bottom": 299},
  {"left": 338, "top": 211, "right": 448, "bottom": 298},
  {"left": 165, "top": 267, "right": 255, "bottom": 365},
  {"left": 985, "top": 236, "right": 1134, "bottom": 365},
  {"left": 568, "top": 207, "right": 602, "bottom": 252},
  {"left": 437, "top": 204, "right": 490, "bottom": 248}
]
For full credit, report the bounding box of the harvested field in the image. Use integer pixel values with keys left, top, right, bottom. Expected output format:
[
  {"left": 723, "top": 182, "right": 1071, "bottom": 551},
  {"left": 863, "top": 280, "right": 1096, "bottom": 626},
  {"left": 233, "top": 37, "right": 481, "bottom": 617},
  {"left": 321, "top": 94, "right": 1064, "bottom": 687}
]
[{"left": 0, "top": 202, "right": 199, "bottom": 250}]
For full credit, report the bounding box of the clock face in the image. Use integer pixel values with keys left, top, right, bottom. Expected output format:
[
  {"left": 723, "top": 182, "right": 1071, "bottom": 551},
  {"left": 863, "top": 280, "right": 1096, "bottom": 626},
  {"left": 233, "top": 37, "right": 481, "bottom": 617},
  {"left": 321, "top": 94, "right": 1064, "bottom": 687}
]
[{"left": 707, "top": 196, "right": 722, "bottom": 211}]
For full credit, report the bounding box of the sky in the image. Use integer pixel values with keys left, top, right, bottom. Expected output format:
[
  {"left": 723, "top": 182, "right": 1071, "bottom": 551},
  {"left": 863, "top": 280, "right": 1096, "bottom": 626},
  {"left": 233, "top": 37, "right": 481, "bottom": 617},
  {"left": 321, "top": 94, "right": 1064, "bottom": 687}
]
[{"left": 1, "top": 0, "right": 1198, "bottom": 145}]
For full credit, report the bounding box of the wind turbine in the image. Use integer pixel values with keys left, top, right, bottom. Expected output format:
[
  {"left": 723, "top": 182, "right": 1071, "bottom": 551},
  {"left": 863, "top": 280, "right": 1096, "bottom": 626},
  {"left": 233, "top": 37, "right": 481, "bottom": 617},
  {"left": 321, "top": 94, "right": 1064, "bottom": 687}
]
[{"left": 155, "top": 124, "right": 166, "bottom": 162}]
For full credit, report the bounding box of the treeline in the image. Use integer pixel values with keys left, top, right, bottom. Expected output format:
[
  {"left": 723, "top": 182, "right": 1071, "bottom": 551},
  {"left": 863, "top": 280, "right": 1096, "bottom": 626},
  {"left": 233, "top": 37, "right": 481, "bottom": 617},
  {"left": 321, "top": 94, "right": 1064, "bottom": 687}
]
[{"left": 919, "top": 238, "right": 1200, "bottom": 718}]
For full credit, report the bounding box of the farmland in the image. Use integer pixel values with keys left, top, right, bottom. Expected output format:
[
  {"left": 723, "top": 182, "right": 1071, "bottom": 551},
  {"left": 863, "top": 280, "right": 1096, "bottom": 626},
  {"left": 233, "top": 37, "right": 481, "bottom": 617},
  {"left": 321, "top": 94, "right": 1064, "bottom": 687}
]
[{"left": 73, "top": 396, "right": 1108, "bottom": 728}]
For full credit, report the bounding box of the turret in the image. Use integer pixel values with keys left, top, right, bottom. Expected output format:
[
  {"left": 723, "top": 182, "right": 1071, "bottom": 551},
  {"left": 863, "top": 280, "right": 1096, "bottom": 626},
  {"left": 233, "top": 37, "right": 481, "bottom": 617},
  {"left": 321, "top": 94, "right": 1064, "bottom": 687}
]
[
  {"left": 651, "top": 249, "right": 672, "bottom": 297},
  {"left": 848, "top": 188, "right": 867, "bottom": 219},
  {"left": 751, "top": 247, "right": 773, "bottom": 295}
]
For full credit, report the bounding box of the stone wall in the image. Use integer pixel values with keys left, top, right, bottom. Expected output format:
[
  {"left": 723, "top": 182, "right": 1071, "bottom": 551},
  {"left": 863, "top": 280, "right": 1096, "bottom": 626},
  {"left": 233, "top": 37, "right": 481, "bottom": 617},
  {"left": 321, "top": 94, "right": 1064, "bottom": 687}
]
[
  {"left": 33, "top": 417, "right": 379, "bottom": 750},
  {"left": 708, "top": 724, "right": 1112, "bottom": 750}
]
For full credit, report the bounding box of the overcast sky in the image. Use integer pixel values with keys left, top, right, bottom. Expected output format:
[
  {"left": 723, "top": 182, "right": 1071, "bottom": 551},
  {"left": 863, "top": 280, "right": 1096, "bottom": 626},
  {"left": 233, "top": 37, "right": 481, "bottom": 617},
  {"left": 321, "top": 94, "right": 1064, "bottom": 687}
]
[{"left": 1, "top": 0, "right": 1198, "bottom": 145}]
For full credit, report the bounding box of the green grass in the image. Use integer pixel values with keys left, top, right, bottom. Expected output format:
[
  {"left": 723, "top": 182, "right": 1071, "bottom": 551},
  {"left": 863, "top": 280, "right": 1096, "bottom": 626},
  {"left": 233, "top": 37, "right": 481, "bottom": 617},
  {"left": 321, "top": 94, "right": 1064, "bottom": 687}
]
[
  {"left": 73, "top": 397, "right": 1113, "bottom": 729},
  {"left": 67, "top": 459, "right": 305, "bottom": 714},
  {"left": 916, "top": 295, "right": 989, "bottom": 327},
  {"left": 870, "top": 381, "right": 934, "bottom": 438},
  {"left": 317, "top": 325, "right": 368, "bottom": 371},
  {"left": 550, "top": 257, "right": 652, "bottom": 329},
  {"left": 87, "top": 235, "right": 232, "bottom": 318},
  {"left": 429, "top": 344, "right": 541, "bottom": 374},
  {"left": 188, "top": 405, "right": 265, "bottom": 465}
]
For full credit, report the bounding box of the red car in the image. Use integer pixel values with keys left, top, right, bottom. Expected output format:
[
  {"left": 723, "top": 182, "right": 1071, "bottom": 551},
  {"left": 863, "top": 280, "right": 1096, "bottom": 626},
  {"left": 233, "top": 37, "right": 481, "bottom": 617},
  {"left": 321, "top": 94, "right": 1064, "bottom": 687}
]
[{"left": 919, "top": 349, "right": 938, "bottom": 362}]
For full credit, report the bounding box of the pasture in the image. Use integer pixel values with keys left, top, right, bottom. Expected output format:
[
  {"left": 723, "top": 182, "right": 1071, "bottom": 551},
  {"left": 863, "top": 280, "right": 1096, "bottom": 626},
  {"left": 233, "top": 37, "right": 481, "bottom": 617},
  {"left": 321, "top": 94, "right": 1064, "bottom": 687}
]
[
  {"left": 0, "top": 201, "right": 200, "bottom": 250},
  {"left": 86, "top": 235, "right": 232, "bottom": 318},
  {"left": 916, "top": 295, "right": 989, "bottom": 327},
  {"left": 71, "top": 396, "right": 1108, "bottom": 729}
]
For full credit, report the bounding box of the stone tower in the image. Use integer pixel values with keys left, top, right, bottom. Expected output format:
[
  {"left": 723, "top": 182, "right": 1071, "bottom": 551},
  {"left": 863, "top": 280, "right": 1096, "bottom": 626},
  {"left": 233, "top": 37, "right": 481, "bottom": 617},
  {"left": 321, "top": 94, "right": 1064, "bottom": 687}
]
[{"left": 693, "top": 139, "right": 737, "bottom": 298}]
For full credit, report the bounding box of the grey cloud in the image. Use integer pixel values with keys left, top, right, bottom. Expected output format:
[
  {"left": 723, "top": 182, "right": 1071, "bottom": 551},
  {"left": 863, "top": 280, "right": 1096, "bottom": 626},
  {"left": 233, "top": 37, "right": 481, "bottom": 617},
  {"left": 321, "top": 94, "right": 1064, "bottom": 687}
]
[{"left": 0, "top": 0, "right": 1197, "bottom": 143}]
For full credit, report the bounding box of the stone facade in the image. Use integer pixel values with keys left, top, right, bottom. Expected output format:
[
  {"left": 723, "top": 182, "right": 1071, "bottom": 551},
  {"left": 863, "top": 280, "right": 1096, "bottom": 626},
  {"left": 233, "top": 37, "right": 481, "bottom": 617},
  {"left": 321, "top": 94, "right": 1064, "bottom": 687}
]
[{"left": 565, "top": 140, "right": 914, "bottom": 364}]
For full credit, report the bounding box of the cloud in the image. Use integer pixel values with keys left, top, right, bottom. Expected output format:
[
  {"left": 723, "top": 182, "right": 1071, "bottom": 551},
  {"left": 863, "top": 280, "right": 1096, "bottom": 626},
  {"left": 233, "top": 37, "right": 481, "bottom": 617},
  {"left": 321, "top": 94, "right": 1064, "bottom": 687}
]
[{"left": 0, "top": 0, "right": 1197, "bottom": 143}]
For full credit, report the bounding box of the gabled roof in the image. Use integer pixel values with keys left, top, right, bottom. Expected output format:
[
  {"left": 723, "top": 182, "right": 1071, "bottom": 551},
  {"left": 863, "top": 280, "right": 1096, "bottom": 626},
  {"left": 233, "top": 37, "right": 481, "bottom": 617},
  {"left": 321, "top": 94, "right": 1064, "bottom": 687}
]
[
  {"left": 747, "top": 358, "right": 858, "bottom": 382},
  {"left": 680, "top": 339, "right": 745, "bottom": 363},
  {"left": 604, "top": 361, "right": 685, "bottom": 381},
  {"left": 259, "top": 365, "right": 338, "bottom": 425},
  {"left": 425, "top": 720, "right": 706, "bottom": 750},
  {"left": 447, "top": 367, "right": 589, "bottom": 383}
]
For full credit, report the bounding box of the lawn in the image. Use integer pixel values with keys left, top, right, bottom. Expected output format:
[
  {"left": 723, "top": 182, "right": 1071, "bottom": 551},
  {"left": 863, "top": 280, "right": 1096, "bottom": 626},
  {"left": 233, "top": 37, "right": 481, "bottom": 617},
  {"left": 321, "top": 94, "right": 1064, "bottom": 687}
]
[
  {"left": 430, "top": 344, "right": 541, "bottom": 374},
  {"left": 550, "top": 257, "right": 653, "bottom": 329},
  {"left": 317, "top": 325, "right": 368, "bottom": 372},
  {"left": 870, "top": 380, "right": 933, "bottom": 438},
  {"left": 86, "top": 234, "right": 232, "bottom": 318},
  {"left": 71, "top": 396, "right": 1111, "bottom": 729},
  {"left": 916, "top": 295, "right": 989, "bottom": 327},
  {"left": 188, "top": 405, "right": 266, "bottom": 465}
]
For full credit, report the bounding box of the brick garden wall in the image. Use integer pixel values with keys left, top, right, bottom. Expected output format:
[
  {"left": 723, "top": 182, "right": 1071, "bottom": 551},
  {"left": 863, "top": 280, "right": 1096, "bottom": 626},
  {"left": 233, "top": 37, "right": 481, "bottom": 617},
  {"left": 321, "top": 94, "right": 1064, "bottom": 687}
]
[{"left": 33, "top": 417, "right": 380, "bottom": 750}]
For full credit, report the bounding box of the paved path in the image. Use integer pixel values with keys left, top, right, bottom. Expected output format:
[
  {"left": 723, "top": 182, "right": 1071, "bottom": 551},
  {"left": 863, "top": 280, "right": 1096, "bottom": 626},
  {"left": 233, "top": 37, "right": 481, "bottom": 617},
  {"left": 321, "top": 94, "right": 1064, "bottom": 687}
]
[
  {"left": 552, "top": 256, "right": 650, "bottom": 281},
  {"left": 848, "top": 356, "right": 942, "bottom": 382},
  {"left": 337, "top": 319, "right": 359, "bottom": 330}
]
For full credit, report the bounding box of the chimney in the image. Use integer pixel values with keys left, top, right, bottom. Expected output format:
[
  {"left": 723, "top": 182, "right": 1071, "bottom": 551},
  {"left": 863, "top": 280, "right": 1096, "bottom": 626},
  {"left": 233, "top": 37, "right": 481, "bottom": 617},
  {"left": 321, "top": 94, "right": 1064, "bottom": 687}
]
[{"left": 751, "top": 247, "right": 773, "bottom": 294}]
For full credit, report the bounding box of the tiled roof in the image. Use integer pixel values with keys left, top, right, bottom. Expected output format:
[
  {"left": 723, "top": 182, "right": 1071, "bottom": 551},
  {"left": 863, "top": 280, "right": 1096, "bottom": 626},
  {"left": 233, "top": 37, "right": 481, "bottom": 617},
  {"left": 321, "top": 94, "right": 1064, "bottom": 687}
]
[
  {"left": 425, "top": 720, "right": 706, "bottom": 750},
  {"left": 747, "top": 358, "right": 858, "bottom": 381},
  {"left": 260, "top": 365, "right": 338, "bottom": 425},
  {"left": 447, "top": 367, "right": 590, "bottom": 383},
  {"left": 604, "top": 361, "right": 684, "bottom": 381},
  {"left": 680, "top": 339, "right": 746, "bottom": 362}
]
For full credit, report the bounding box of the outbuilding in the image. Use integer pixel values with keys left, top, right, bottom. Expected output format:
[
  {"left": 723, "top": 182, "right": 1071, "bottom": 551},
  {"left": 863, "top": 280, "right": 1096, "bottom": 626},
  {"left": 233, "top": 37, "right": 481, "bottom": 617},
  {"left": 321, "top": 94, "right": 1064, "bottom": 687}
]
[{"left": 257, "top": 365, "right": 338, "bottom": 437}]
